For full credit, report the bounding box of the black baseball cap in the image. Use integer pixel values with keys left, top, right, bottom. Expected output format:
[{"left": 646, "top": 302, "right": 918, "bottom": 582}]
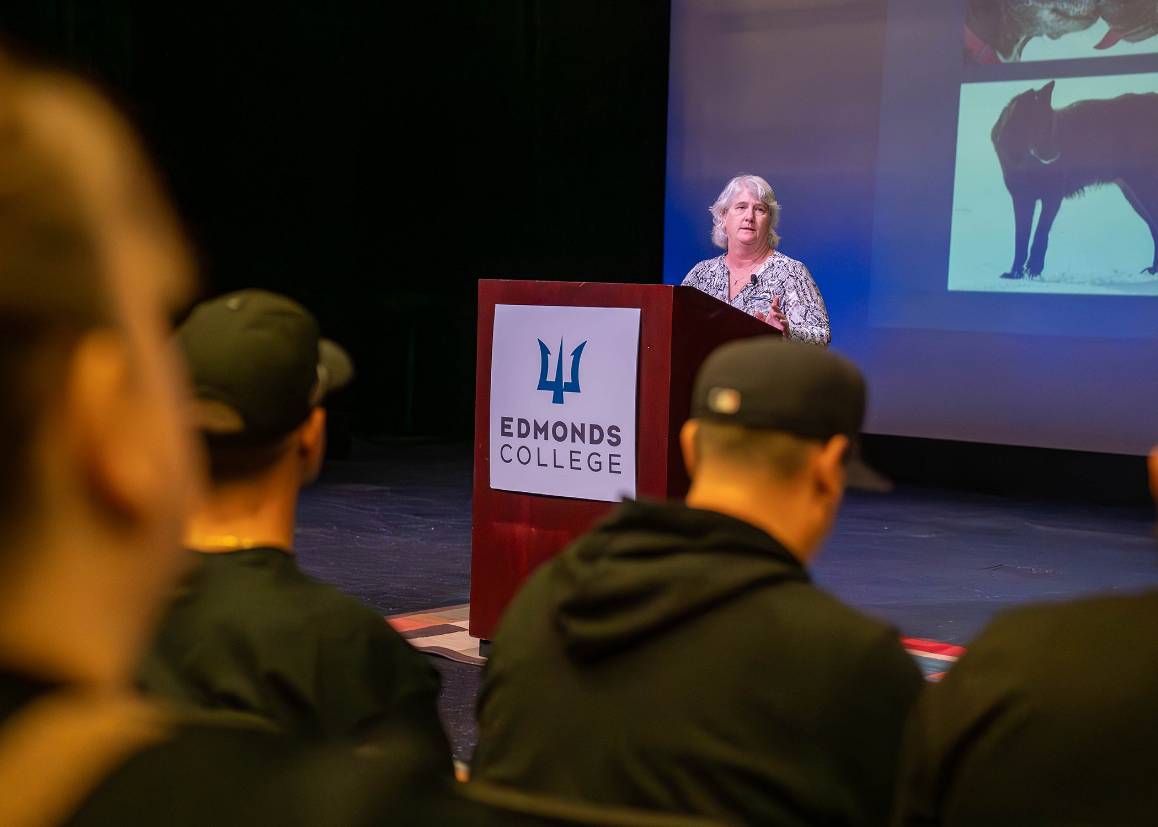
[
  {"left": 177, "top": 290, "right": 353, "bottom": 443},
  {"left": 690, "top": 337, "right": 890, "bottom": 491}
]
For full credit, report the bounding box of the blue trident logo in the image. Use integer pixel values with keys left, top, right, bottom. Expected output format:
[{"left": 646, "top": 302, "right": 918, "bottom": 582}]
[{"left": 537, "top": 338, "right": 587, "bottom": 405}]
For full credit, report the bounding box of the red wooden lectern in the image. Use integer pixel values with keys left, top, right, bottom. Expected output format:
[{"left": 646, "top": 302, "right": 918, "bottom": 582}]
[{"left": 470, "top": 280, "right": 776, "bottom": 640}]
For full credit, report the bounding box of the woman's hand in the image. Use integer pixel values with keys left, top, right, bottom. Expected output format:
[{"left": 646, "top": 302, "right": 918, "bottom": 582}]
[
  {"left": 755, "top": 295, "right": 789, "bottom": 336},
  {"left": 769, "top": 295, "right": 789, "bottom": 334}
]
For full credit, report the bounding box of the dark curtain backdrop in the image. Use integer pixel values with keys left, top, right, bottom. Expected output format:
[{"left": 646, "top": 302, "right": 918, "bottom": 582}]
[{"left": 0, "top": 2, "right": 671, "bottom": 437}]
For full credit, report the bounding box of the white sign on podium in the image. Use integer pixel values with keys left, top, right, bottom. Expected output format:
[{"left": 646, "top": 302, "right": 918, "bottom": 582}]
[{"left": 489, "top": 303, "right": 640, "bottom": 502}]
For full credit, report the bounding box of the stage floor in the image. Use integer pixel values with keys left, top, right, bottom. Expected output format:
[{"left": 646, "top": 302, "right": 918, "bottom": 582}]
[{"left": 295, "top": 440, "right": 1158, "bottom": 760}]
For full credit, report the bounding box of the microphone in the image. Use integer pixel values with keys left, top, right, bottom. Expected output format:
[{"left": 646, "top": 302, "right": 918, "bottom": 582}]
[{"left": 750, "top": 273, "right": 758, "bottom": 287}]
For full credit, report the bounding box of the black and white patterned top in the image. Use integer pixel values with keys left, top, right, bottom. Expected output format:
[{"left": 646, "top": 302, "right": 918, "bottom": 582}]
[{"left": 681, "top": 251, "right": 831, "bottom": 346}]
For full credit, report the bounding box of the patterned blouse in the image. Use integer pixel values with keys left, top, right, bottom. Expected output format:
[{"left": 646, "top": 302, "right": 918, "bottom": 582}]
[{"left": 681, "top": 251, "right": 831, "bottom": 346}]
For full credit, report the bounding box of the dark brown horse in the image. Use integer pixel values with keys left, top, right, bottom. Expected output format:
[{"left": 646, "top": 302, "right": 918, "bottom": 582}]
[
  {"left": 991, "top": 81, "right": 1158, "bottom": 279},
  {"left": 966, "top": 0, "right": 1101, "bottom": 62}
]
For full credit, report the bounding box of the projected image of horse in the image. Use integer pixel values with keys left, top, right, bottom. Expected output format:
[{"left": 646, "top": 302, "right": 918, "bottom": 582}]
[
  {"left": 965, "top": 0, "right": 1158, "bottom": 62},
  {"left": 966, "top": 0, "right": 1099, "bottom": 63},
  {"left": 991, "top": 80, "right": 1158, "bottom": 280},
  {"left": 1098, "top": 0, "right": 1158, "bottom": 50}
]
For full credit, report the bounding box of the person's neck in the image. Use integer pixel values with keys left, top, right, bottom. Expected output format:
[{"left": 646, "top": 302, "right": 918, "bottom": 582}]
[
  {"left": 0, "top": 521, "right": 164, "bottom": 689},
  {"left": 685, "top": 473, "right": 815, "bottom": 564},
  {"left": 184, "top": 473, "right": 299, "bottom": 553},
  {"left": 726, "top": 244, "right": 772, "bottom": 271}
]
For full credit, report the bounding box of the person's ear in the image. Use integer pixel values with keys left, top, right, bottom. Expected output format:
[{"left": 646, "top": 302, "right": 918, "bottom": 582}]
[
  {"left": 67, "top": 330, "right": 150, "bottom": 521},
  {"left": 1148, "top": 446, "right": 1158, "bottom": 509},
  {"left": 297, "top": 407, "right": 327, "bottom": 485},
  {"left": 680, "top": 420, "right": 700, "bottom": 478},
  {"left": 814, "top": 434, "right": 849, "bottom": 502}
]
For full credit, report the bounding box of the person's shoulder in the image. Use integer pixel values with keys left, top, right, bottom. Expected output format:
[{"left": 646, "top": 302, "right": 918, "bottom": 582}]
[
  {"left": 681, "top": 254, "right": 724, "bottom": 281},
  {"left": 73, "top": 724, "right": 290, "bottom": 824},
  {"left": 777, "top": 578, "right": 890, "bottom": 625},
  {"left": 800, "top": 590, "right": 922, "bottom": 691},
  {"left": 769, "top": 249, "right": 810, "bottom": 273},
  {"left": 189, "top": 548, "right": 295, "bottom": 590},
  {"left": 292, "top": 571, "right": 393, "bottom": 633},
  {"left": 976, "top": 589, "right": 1158, "bottom": 654},
  {"left": 169, "top": 550, "right": 290, "bottom": 617},
  {"left": 83, "top": 723, "right": 438, "bottom": 827},
  {"left": 749, "top": 578, "right": 901, "bottom": 652},
  {"left": 931, "top": 590, "right": 1158, "bottom": 706},
  {"left": 237, "top": 553, "right": 397, "bottom": 641},
  {"left": 486, "top": 539, "right": 596, "bottom": 664},
  {"left": 734, "top": 581, "right": 919, "bottom": 694},
  {"left": 267, "top": 571, "right": 434, "bottom": 689},
  {"left": 491, "top": 549, "right": 566, "bottom": 634}
]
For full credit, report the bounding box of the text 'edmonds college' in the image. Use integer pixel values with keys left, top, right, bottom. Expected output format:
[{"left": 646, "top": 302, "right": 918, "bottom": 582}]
[{"left": 497, "top": 417, "right": 624, "bottom": 474}]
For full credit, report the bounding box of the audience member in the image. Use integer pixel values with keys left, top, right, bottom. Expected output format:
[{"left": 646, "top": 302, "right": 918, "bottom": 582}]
[
  {"left": 0, "top": 52, "right": 449, "bottom": 826},
  {"left": 473, "top": 337, "right": 923, "bottom": 826},
  {"left": 140, "top": 289, "right": 449, "bottom": 757},
  {"left": 893, "top": 447, "right": 1158, "bottom": 825}
]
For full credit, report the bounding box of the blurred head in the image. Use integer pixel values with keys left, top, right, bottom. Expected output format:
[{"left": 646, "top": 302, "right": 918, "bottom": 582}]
[
  {"left": 177, "top": 290, "right": 352, "bottom": 491},
  {"left": 0, "top": 54, "right": 197, "bottom": 681},
  {"left": 710, "top": 174, "right": 781, "bottom": 252},
  {"left": 680, "top": 338, "right": 883, "bottom": 559},
  {"left": 1149, "top": 447, "right": 1158, "bottom": 510}
]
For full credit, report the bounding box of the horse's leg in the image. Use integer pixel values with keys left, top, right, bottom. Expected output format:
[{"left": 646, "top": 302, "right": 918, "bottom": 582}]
[
  {"left": 1119, "top": 179, "right": 1158, "bottom": 275},
  {"left": 1003, "top": 188, "right": 1036, "bottom": 279},
  {"left": 1026, "top": 194, "right": 1061, "bottom": 278}
]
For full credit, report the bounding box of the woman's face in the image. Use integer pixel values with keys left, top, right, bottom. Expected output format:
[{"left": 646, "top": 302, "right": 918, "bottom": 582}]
[{"left": 723, "top": 188, "right": 770, "bottom": 250}]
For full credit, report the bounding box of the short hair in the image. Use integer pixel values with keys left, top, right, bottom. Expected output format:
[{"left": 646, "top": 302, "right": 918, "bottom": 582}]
[
  {"left": 693, "top": 420, "right": 811, "bottom": 479},
  {"left": 0, "top": 57, "right": 114, "bottom": 529},
  {"left": 709, "top": 174, "right": 781, "bottom": 250}
]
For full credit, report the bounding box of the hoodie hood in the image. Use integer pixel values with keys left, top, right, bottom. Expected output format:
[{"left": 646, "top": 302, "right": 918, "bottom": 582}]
[{"left": 553, "top": 500, "right": 809, "bottom": 662}]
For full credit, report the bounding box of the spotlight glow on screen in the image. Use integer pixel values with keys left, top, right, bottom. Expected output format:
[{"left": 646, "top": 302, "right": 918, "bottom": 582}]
[{"left": 665, "top": 0, "right": 1158, "bottom": 455}]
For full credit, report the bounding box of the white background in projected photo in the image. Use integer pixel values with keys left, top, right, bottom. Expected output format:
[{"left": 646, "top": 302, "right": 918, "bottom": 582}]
[
  {"left": 948, "top": 72, "right": 1158, "bottom": 295},
  {"left": 1020, "top": 20, "right": 1158, "bottom": 62}
]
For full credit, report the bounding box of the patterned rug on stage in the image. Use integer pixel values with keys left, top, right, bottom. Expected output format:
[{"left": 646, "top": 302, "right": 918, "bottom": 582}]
[
  {"left": 388, "top": 604, "right": 486, "bottom": 666},
  {"left": 387, "top": 604, "right": 966, "bottom": 680}
]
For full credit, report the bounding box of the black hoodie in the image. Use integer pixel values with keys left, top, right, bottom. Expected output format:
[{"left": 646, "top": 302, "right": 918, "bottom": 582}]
[{"left": 473, "top": 500, "right": 923, "bottom": 826}]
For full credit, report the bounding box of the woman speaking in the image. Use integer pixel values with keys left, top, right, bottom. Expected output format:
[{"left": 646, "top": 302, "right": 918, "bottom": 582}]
[{"left": 682, "top": 174, "right": 830, "bottom": 346}]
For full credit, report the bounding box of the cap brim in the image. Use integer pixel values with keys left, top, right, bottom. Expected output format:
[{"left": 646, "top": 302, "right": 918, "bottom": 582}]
[
  {"left": 846, "top": 443, "right": 892, "bottom": 493},
  {"left": 189, "top": 397, "right": 247, "bottom": 436},
  {"left": 318, "top": 339, "right": 354, "bottom": 399}
]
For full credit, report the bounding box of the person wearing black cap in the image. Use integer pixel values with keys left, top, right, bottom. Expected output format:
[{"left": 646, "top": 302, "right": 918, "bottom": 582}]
[
  {"left": 472, "top": 337, "right": 923, "bottom": 826},
  {"left": 140, "top": 290, "right": 450, "bottom": 760},
  {"left": 0, "top": 52, "right": 464, "bottom": 827}
]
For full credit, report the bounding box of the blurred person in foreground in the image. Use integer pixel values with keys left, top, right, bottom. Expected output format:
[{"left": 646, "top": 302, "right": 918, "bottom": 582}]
[
  {"left": 140, "top": 289, "right": 448, "bottom": 757},
  {"left": 473, "top": 337, "right": 922, "bottom": 826},
  {"left": 0, "top": 52, "right": 447, "bottom": 826},
  {"left": 894, "top": 448, "right": 1158, "bottom": 825}
]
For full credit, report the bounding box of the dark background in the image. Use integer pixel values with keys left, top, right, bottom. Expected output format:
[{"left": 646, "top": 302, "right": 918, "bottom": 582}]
[
  {"left": 1, "top": 2, "right": 1148, "bottom": 503},
  {"left": 0, "top": 1, "right": 672, "bottom": 438}
]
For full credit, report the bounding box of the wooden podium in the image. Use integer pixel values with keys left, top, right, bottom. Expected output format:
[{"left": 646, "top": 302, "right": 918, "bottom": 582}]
[{"left": 470, "top": 280, "right": 775, "bottom": 640}]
